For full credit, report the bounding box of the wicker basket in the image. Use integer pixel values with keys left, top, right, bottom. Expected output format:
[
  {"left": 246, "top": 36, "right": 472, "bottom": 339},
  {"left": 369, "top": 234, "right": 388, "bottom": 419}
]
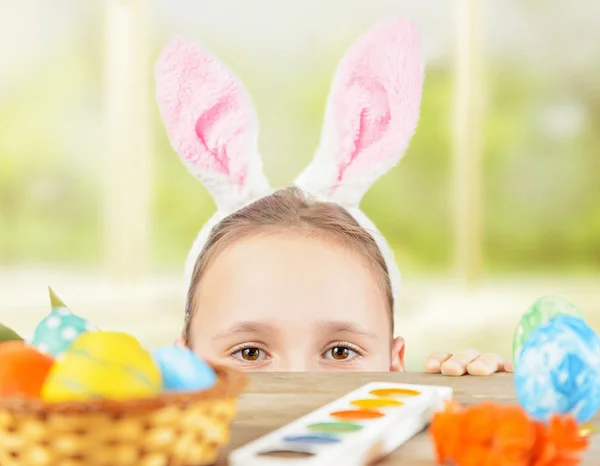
[{"left": 0, "top": 364, "right": 247, "bottom": 466}]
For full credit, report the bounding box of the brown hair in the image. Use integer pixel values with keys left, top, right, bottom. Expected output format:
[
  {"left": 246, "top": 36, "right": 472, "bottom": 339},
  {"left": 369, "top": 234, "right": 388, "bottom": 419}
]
[{"left": 183, "top": 186, "right": 393, "bottom": 344}]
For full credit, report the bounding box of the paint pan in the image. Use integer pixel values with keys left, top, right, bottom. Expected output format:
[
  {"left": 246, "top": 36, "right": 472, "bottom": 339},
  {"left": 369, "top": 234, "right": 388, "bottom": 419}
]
[{"left": 229, "top": 382, "right": 453, "bottom": 466}]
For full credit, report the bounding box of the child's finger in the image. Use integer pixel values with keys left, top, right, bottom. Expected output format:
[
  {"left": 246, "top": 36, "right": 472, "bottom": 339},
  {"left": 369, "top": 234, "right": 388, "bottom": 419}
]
[
  {"left": 441, "top": 348, "right": 481, "bottom": 376},
  {"left": 467, "top": 353, "right": 504, "bottom": 376},
  {"left": 424, "top": 351, "right": 453, "bottom": 373},
  {"left": 503, "top": 359, "right": 514, "bottom": 373}
]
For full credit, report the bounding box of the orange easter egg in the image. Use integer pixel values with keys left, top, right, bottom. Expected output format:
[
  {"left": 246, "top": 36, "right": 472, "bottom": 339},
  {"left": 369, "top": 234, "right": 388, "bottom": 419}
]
[{"left": 0, "top": 341, "right": 54, "bottom": 398}]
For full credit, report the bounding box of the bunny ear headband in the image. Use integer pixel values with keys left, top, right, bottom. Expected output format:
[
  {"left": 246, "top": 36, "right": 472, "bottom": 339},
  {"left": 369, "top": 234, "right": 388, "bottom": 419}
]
[{"left": 155, "top": 18, "right": 424, "bottom": 310}]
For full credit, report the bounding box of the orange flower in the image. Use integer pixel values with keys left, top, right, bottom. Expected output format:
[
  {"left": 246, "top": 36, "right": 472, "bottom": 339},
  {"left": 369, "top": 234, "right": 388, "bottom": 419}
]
[
  {"left": 461, "top": 402, "right": 499, "bottom": 445},
  {"left": 430, "top": 400, "right": 463, "bottom": 463},
  {"left": 530, "top": 421, "right": 549, "bottom": 464},
  {"left": 493, "top": 405, "right": 537, "bottom": 463},
  {"left": 531, "top": 415, "right": 589, "bottom": 466},
  {"left": 429, "top": 401, "right": 589, "bottom": 466},
  {"left": 457, "top": 444, "right": 495, "bottom": 466}
]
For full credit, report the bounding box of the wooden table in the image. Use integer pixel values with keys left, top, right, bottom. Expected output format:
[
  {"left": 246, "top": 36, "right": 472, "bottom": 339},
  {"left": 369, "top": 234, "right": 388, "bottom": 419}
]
[{"left": 217, "top": 372, "right": 600, "bottom": 465}]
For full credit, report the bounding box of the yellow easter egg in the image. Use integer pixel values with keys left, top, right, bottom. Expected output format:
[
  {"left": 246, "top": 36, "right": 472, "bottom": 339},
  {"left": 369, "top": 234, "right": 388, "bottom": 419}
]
[{"left": 42, "top": 331, "right": 162, "bottom": 402}]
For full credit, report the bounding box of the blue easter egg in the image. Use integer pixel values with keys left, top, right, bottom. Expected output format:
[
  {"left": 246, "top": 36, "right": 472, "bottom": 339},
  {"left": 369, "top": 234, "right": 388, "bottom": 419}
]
[
  {"left": 514, "top": 314, "right": 600, "bottom": 423},
  {"left": 152, "top": 345, "right": 216, "bottom": 392}
]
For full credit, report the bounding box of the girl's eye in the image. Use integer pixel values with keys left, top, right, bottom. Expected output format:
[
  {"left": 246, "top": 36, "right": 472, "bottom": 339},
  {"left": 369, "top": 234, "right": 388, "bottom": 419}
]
[
  {"left": 323, "top": 346, "right": 359, "bottom": 361},
  {"left": 232, "top": 347, "right": 267, "bottom": 362}
]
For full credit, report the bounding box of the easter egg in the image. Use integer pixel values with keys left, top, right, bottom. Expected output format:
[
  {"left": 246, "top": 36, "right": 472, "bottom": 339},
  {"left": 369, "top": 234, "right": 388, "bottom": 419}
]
[
  {"left": 513, "top": 296, "right": 583, "bottom": 366},
  {"left": 0, "top": 324, "right": 23, "bottom": 343},
  {"left": 152, "top": 345, "right": 216, "bottom": 392},
  {"left": 514, "top": 315, "right": 600, "bottom": 423},
  {"left": 31, "top": 287, "right": 98, "bottom": 357},
  {"left": 42, "top": 331, "right": 162, "bottom": 402},
  {"left": 0, "top": 341, "right": 54, "bottom": 398}
]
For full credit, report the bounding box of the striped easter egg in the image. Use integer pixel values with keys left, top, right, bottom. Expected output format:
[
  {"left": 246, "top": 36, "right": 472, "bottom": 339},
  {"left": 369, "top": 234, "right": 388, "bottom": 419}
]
[{"left": 41, "top": 331, "right": 162, "bottom": 402}]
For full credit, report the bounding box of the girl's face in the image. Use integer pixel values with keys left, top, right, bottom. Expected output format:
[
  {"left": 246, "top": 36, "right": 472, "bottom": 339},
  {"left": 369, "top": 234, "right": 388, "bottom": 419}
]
[{"left": 188, "top": 232, "right": 405, "bottom": 372}]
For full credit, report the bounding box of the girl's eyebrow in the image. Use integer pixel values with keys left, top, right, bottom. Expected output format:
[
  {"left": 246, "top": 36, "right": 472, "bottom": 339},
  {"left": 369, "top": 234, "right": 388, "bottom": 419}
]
[
  {"left": 212, "top": 321, "right": 276, "bottom": 340},
  {"left": 212, "top": 320, "right": 377, "bottom": 340},
  {"left": 316, "top": 320, "right": 377, "bottom": 340}
]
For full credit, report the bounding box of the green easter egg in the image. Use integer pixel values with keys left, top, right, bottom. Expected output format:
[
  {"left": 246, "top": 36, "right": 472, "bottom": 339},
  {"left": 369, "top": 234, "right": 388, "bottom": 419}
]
[
  {"left": 31, "top": 287, "right": 98, "bottom": 357},
  {"left": 0, "top": 324, "right": 23, "bottom": 343},
  {"left": 512, "top": 296, "right": 583, "bottom": 366}
]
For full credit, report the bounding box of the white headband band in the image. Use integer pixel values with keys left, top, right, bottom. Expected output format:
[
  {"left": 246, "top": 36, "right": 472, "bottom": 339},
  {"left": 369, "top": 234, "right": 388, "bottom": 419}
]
[{"left": 154, "top": 18, "right": 424, "bottom": 311}]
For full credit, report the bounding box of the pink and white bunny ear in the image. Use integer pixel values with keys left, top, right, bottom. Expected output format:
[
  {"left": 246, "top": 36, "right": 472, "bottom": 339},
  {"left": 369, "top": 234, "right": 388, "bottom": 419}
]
[
  {"left": 155, "top": 36, "right": 271, "bottom": 212},
  {"left": 295, "top": 18, "right": 424, "bottom": 207}
]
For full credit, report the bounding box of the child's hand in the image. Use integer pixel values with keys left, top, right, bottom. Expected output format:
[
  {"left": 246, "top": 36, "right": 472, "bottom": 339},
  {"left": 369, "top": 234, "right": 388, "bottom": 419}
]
[{"left": 424, "top": 348, "right": 514, "bottom": 376}]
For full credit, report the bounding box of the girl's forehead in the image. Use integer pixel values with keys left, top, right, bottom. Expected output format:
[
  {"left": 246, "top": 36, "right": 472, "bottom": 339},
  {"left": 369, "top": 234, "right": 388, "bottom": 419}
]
[
  {"left": 192, "top": 234, "right": 390, "bottom": 333},
  {"left": 201, "top": 233, "right": 378, "bottom": 296}
]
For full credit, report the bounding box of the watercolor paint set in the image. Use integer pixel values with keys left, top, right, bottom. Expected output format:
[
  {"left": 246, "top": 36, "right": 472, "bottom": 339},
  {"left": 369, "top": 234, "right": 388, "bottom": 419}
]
[{"left": 229, "top": 382, "right": 453, "bottom": 466}]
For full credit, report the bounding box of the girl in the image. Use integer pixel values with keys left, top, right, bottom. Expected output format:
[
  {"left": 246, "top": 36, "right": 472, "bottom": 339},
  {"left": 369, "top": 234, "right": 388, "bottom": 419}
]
[{"left": 155, "top": 18, "right": 513, "bottom": 375}]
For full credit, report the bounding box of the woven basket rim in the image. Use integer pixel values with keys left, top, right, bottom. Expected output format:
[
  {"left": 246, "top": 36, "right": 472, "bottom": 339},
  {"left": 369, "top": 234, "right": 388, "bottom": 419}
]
[{"left": 0, "top": 363, "right": 247, "bottom": 415}]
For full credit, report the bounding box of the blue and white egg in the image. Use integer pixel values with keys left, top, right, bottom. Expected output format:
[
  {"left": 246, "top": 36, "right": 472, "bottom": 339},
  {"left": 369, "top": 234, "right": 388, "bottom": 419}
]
[{"left": 515, "top": 314, "right": 600, "bottom": 423}]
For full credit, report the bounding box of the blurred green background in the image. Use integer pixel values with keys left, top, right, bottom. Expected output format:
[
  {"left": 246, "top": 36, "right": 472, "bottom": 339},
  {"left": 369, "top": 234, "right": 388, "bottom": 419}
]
[{"left": 1, "top": 0, "right": 598, "bottom": 369}]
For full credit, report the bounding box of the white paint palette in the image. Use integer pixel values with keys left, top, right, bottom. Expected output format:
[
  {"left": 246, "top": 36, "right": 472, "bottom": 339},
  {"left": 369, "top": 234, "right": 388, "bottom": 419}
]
[{"left": 229, "top": 382, "right": 453, "bottom": 466}]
